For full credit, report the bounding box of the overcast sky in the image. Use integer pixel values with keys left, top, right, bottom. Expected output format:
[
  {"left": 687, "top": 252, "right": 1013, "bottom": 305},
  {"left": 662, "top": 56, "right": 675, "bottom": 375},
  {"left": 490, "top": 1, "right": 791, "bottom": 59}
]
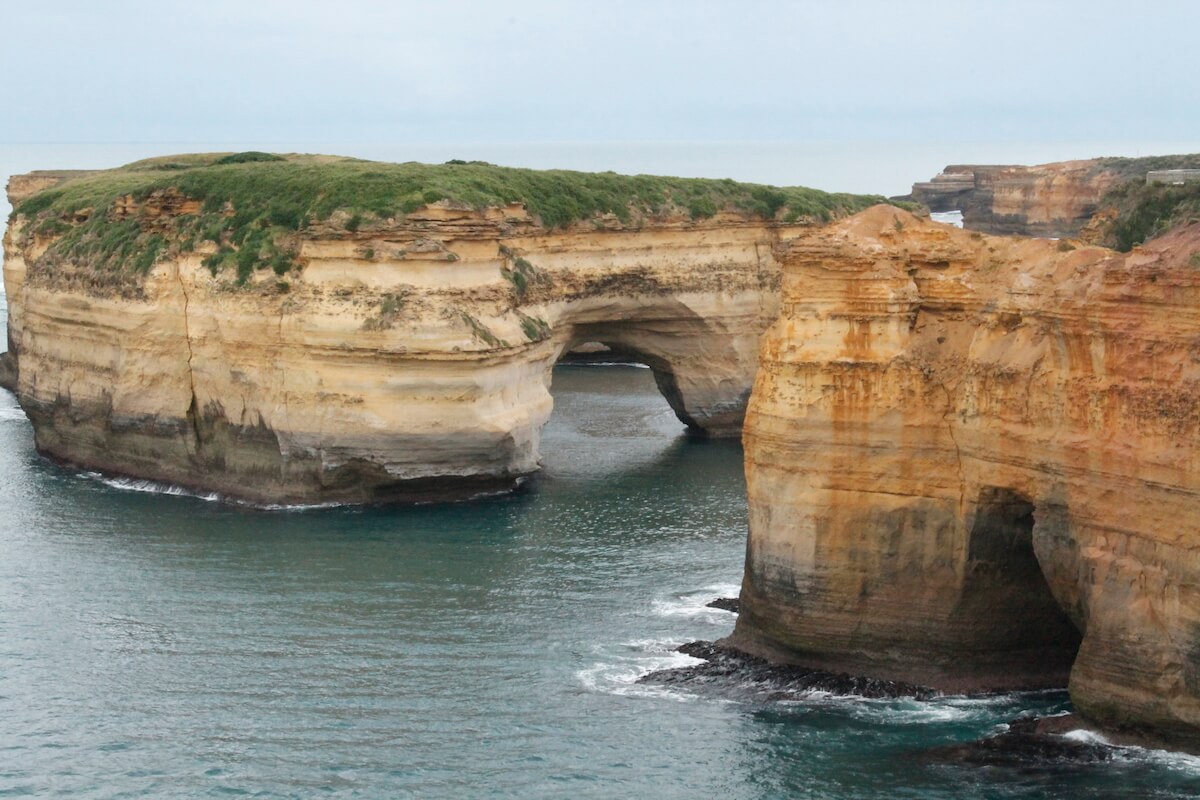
[{"left": 3, "top": 1, "right": 1198, "bottom": 193}]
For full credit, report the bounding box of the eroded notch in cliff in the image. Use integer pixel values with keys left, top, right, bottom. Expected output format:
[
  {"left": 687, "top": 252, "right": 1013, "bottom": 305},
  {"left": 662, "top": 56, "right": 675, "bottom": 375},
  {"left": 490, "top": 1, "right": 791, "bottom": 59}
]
[
  {"left": 961, "top": 486, "right": 1083, "bottom": 685},
  {"left": 968, "top": 487, "right": 1037, "bottom": 563}
]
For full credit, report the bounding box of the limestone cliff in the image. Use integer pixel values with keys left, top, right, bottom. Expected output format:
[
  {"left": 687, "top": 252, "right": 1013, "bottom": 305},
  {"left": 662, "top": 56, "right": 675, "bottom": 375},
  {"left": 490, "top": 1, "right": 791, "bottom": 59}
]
[
  {"left": 734, "top": 205, "right": 1200, "bottom": 749},
  {"left": 2, "top": 154, "right": 886, "bottom": 504},
  {"left": 912, "top": 160, "right": 1121, "bottom": 237},
  {"left": 912, "top": 153, "right": 1200, "bottom": 242}
]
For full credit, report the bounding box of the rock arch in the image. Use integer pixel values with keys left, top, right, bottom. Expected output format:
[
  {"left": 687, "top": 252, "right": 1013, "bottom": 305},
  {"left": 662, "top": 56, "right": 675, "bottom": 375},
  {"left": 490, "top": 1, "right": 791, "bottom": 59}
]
[
  {"left": 552, "top": 303, "right": 756, "bottom": 435},
  {"left": 3, "top": 207, "right": 783, "bottom": 504}
]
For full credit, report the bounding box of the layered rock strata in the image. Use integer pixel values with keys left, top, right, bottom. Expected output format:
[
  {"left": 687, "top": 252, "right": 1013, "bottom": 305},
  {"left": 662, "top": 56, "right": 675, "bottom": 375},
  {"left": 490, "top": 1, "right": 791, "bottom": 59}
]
[
  {"left": 3, "top": 188, "right": 794, "bottom": 503},
  {"left": 912, "top": 160, "right": 1120, "bottom": 237},
  {"left": 734, "top": 206, "right": 1200, "bottom": 750}
]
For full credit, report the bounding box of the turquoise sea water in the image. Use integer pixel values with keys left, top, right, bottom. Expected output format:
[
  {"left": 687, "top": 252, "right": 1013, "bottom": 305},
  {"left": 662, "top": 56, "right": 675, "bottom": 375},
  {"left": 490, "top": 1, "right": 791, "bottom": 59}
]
[{"left": 2, "top": 346, "right": 1199, "bottom": 797}]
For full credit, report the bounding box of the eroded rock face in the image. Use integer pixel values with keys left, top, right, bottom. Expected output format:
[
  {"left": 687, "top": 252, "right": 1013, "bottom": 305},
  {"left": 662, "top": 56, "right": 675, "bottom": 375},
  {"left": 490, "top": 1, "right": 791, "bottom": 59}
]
[
  {"left": 912, "top": 160, "right": 1120, "bottom": 237},
  {"left": 6, "top": 171, "right": 98, "bottom": 206},
  {"left": 2, "top": 197, "right": 788, "bottom": 504},
  {"left": 733, "top": 206, "right": 1200, "bottom": 750}
]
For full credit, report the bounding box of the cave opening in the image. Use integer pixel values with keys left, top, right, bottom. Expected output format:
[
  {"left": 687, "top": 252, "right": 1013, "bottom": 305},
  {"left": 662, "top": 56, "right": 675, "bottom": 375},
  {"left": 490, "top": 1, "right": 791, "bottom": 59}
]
[
  {"left": 554, "top": 334, "right": 703, "bottom": 433},
  {"left": 960, "top": 486, "right": 1083, "bottom": 688},
  {"left": 535, "top": 339, "right": 697, "bottom": 485}
]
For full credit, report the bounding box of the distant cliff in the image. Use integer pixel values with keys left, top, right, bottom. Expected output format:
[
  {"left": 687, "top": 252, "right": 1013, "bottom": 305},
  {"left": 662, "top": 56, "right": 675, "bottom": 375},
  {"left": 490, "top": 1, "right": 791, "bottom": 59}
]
[{"left": 912, "top": 154, "right": 1200, "bottom": 242}]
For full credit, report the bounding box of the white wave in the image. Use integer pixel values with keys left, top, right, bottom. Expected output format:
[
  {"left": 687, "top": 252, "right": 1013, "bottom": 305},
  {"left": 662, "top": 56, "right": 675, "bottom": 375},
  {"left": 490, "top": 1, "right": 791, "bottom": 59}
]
[
  {"left": 1062, "top": 732, "right": 1200, "bottom": 775},
  {"left": 576, "top": 638, "right": 706, "bottom": 702},
  {"left": 930, "top": 210, "right": 964, "bottom": 228},
  {"left": 569, "top": 361, "right": 652, "bottom": 369},
  {"left": 861, "top": 701, "right": 980, "bottom": 724},
  {"left": 773, "top": 689, "right": 867, "bottom": 706},
  {"left": 577, "top": 583, "right": 740, "bottom": 702},
  {"left": 252, "top": 500, "right": 349, "bottom": 512},
  {"left": 79, "top": 471, "right": 346, "bottom": 512},
  {"left": 83, "top": 472, "right": 222, "bottom": 502},
  {"left": 786, "top": 691, "right": 1055, "bottom": 725},
  {"left": 1061, "top": 728, "right": 1113, "bottom": 745},
  {"left": 619, "top": 638, "right": 689, "bottom": 653},
  {"left": 933, "top": 690, "right": 1065, "bottom": 710},
  {"left": 650, "top": 583, "right": 741, "bottom": 619},
  {"left": 771, "top": 692, "right": 963, "bottom": 724},
  {"left": 0, "top": 405, "right": 28, "bottom": 421},
  {"left": 1132, "top": 745, "right": 1200, "bottom": 774},
  {"left": 463, "top": 478, "right": 529, "bottom": 503}
]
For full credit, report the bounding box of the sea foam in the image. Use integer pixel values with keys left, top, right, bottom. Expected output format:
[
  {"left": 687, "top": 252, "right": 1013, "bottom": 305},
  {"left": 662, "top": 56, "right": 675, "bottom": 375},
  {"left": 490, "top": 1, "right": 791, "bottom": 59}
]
[{"left": 79, "top": 471, "right": 346, "bottom": 511}]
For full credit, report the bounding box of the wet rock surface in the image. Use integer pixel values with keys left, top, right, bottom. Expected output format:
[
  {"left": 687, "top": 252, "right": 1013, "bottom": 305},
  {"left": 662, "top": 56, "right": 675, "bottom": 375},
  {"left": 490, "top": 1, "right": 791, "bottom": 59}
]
[
  {"left": 917, "top": 714, "right": 1114, "bottom": 767},
  {"left": 638, "top": 640, "right": 937, "bottom": 700},
  {"left": 0, "top": 352, "right": 15, "bottom": 394},
  {"left": 705, "top": 597, "right": 739, "bottom": 613}
]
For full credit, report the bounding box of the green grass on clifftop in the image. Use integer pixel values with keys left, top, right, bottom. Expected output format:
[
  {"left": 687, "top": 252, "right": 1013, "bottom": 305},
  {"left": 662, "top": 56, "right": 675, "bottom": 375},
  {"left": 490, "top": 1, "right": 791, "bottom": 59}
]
[
  {"left": 1101, "top": 178, "right": 1200, "bottom": 251},
  {"left": 1073, "top": 154, "right": 1200, "bottom": 250},
  {"left": 1094, "top": 153, "right": 1200, "bottom": 181},
  {"left": 12, "top": 152, "right": 896, "bottom": 288}
]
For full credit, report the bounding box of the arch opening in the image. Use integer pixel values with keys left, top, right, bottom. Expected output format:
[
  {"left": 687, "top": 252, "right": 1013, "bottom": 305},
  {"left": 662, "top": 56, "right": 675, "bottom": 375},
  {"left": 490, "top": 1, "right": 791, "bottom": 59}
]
[
  {"left": 959, "top": 486, "right": 1083, "bottom": 687},
  {"left": 535, "top": 338, "right": 696, "bottom": 483},
  {"left": 554, "top": 330, "right": 706, "bottom": 433}
]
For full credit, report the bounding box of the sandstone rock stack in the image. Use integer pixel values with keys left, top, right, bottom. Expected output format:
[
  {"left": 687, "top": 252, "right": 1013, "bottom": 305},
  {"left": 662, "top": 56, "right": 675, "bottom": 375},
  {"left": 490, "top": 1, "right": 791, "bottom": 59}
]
[
  {"left": 3, "top": 167, "right": 804, "bottom": 503},
  {"left": 734, "top": 205, "right": 1200, "bottom": 749}
]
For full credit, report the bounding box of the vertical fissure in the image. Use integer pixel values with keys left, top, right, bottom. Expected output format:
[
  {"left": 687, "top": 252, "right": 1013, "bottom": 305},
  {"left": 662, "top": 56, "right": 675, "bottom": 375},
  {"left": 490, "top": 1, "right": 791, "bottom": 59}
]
[
  {"left": 938, "top": 381, "right": 966, "bottom": 516},
  {"left": 175, "top": 264, "right": 203, "bottom": 452}
]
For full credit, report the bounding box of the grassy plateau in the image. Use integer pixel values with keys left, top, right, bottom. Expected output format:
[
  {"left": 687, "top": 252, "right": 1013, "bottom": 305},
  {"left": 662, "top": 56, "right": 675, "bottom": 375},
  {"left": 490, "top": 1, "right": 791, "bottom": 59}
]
[{"left": 11, "top": 152, "right": 896, "bottom": 288}]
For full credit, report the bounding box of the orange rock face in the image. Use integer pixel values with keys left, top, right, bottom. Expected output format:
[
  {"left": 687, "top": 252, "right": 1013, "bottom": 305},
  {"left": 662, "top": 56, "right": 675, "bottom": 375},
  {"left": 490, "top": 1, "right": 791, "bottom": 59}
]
[
  {"left": 734, "top": 205, "right": 1200, "bottom": 749},
  {"left": 913, "top": 160, "right": 1120, "bottom": 237}
]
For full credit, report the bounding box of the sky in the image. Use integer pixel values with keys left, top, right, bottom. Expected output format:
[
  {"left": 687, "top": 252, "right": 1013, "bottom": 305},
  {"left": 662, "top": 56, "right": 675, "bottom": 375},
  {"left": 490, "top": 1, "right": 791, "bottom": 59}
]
[{"left": 3, "top": 1, "right": 1199, "bottom": 195}]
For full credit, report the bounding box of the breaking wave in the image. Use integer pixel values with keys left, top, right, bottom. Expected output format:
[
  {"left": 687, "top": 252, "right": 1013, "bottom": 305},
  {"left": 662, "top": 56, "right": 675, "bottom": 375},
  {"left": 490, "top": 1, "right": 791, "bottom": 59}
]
[
  {"left": 78, "top": 471, "right": 345, "bottom": 511},
  {"left": 576, "top": 638, "right": 705, "bottom": 702},
  {"left": 0, "top": 404, "right": 28, "bottom": 422},
  {"left": 650, "top": 583, "right": 741, "bottom": 619}
]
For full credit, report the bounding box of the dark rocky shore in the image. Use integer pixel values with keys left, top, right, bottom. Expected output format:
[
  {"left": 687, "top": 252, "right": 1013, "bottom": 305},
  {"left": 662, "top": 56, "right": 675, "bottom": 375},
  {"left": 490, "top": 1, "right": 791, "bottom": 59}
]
[
  {"left": 916, "top": 714, "right": 1115, "bottom": 767},
  {"left": 642, "top": 639, "right": 1128, "bottom": 768},
  {"left": 705, "top": 597, "right": 739, "bottom": 613},
  {"left": 637, "top": 640, "right": 938, "bottom": 700}
]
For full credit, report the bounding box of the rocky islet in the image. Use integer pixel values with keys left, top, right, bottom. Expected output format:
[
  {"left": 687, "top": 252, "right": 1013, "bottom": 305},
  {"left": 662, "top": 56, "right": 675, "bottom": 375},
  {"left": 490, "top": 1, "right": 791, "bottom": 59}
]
[{"left": 2, "top": 155, "right": 886, "bottom": 504}]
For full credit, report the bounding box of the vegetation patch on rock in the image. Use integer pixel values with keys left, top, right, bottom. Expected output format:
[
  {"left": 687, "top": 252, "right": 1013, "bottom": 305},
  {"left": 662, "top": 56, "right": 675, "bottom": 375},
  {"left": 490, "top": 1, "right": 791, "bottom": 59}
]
[
  {"left": 10, "top": 152, "right": 896, "bottom": 293},
  {"left": 1083, "top": 154, "right": 1200, "bottom": 250},
  {"left": 1096, "top": 179, "right": 1200, "bottom": 251},
  {"left": 459, "top": 312, "right": 507, "bottom": 348},
  {"left": 361, "top": 292, "right": 409, "bottom": 331},
  {"left": 501, "top": 253, "right": 552, "bottom": 301},
  {"left": 518, "top": 313, "right": 551, "bottom": 342}
]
